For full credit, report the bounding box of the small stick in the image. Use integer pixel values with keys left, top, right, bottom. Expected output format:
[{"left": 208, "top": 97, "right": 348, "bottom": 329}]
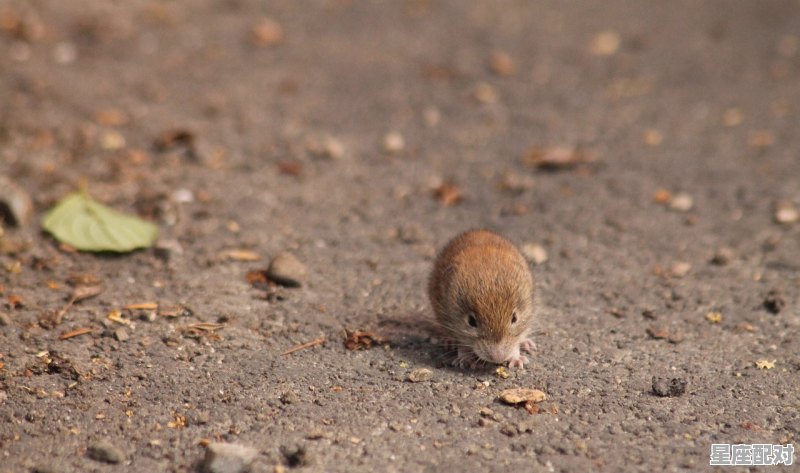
[
  {"left": 59, "top": 327, "right": 94, "bottom": 340},
  {"left": 281, "top": 336, "right": 326, "bottom": 356}
]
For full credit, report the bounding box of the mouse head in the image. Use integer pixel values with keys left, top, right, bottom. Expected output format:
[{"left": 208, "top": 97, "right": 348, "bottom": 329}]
[{"left": 445, "top": 272, "right": 533, "bottom": 364}]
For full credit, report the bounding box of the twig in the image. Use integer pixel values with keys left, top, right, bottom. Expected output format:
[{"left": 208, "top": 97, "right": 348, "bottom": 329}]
[
  {"left": 59, "top": 327, "right": 94, "bottom": 340},
  {"left": 281, "top": 336, "right": 326, "bottom": 356}
]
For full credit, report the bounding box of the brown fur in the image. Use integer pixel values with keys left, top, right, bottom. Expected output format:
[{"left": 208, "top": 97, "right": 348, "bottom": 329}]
[{"left": 428, "top": 230, "right": 534, "bottom": 363}]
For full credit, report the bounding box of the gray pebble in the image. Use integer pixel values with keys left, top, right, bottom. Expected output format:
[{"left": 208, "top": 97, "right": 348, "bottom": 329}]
[
  {"left": 652, "top": 377, "right": 687, "bottom": 397},
  {"left": 87, "top": 440, "right": 126, "bottom": 464},
  {"left": 266, "top": 252, "right": 307, "bottom": 287},
  {"left": 114, "top": 328, "right": 129, "bottom": 342},
  {"left": 202, "top": 442, "right": 258, "bottom": 473}
]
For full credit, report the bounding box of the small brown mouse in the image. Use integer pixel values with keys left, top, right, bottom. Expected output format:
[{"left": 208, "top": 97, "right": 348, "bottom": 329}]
[{"left": 429, "top": 230, "right": 535, "bottom": 369}]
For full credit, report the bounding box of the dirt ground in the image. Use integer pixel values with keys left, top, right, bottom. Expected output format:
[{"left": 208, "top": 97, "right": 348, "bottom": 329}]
[{"left": 1, "top": 1, "right": 799, "bottom": 472}]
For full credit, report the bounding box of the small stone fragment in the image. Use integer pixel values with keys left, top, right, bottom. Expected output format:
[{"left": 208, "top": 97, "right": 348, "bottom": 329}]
[
  {"left": 203, "top": 442, "right": 258, "bottom": 473},
  {"left": 774, "top": 201, "right": 799, "bottom": 224},
  {"left": 266, "top": 252, "right": 307, "bottom": 287},
  {"left": 382, "top": 132, "right": 405, "bottom": 154},
  {"left": 0, "top": 175, "right": 34, "bottom": 227},
  {"left": 279, "top": 391, "right": 299, "bottom": 405},
  {"left": 651, "top": 377, "right": 687, "bottom": 397},
  {"left": 521, "top": 243, "right": 548, "bottom": 265},
  {"left": 489, "top": 51, "right": 515, "bottom": 76},
  {"left": 705, "top": 311, "right": 723, "bottom": 324},
  {"left": 642, "top": 129, "right": 663, "bottom": 146},
  {"left": 306, "top": 135, "right": 344, "bottom": 160},
  {"left": 589, "top": 30, "right": 621, "bottom": 56},
  {"left": 710, "top": 246, "right": 734, "bottom": 266},
  {"left": 432, "top": 182, "right": 463, "bottom": 206},
  {"left": 763, "top": 289, "right": 785, "bottom": 314},
  {"left": 472, "top": 82, "right": 498, "bottom": 104},
  {"left": 280, "top": 445, "right": 312, "bottom": 467},
  {"left": 0, "top": 312, "right": 11, "bottom": 326},
  {"left": 250, "top": 18, "right": 284, "bottom": 47},
  {"left": 670, "top": 261, "right": 691, "bottom": 278},
  {"left": 113, "top": 328, "right": 129, "bottom": 342},
  {"left": 723, "top": 108, "right": 744, "bottom": 127},
  {"left": 87, "top": 440, "right": 126, "bottom": 464},
  {"left": 669, "top": 193, "right": 694, "bottom": 212},
  {"left": 407, "top": 368, "right": 433, "bottom": 383}
]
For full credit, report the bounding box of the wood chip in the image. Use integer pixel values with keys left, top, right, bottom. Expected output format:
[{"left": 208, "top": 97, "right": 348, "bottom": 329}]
[
  {"left": 59, "top": 327, "right": 94, "bottom": 340},
  {"left": 185, "top": 322, "right": 226, "bottom": 332},
  {"left": 281, "top": 336, "right": 326, "bottom": 356},
  {"left": 221, "top": 249, "right": 261, "bottom": 261},
  {"left": 124, "top": 302, "right": 158, "bottom": 310},
  {"left": 69, "top": 284, "right": 104, "bottom": 303}
]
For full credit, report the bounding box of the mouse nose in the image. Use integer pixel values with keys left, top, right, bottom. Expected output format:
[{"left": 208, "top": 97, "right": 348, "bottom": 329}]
[{"left": 486, "top": 346, "right": 509, "bottom": 364}]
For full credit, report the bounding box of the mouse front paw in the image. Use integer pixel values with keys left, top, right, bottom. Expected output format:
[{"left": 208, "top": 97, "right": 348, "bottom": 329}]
[
  {"left": 508, "top": 355, "right": 529, "bottom": 369},
  {"left": 520, "top": 338, "right": 536, "bottom": 353}
]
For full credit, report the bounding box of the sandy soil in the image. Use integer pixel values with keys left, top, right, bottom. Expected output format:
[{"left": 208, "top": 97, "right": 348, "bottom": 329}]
[{"left": 1, "top": 1, "right": 798, "bottom": 472}]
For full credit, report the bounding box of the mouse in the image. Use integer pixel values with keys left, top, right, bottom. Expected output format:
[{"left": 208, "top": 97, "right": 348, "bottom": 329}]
[{"left": 428, "top": 229, "right": 536, "bottom": 369}]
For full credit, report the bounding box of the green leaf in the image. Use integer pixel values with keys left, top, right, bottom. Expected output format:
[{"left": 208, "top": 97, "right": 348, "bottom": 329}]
[{"left": 42, "top": 192, "right": 159, "bottom": 252}]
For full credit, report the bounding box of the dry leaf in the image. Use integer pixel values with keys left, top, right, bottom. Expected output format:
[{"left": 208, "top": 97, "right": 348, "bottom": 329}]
[
  {"left": 343, "top": 329, "right": 387, "bottom": 351},
  {"left": 499, "top": 388, "right": 547, "bottom": 405},
  {"left": 432, "top": 182, "right": 463, "bottom": 206},
  {"left": 755, "top": 359, "right": 775, "bottom": 370}
]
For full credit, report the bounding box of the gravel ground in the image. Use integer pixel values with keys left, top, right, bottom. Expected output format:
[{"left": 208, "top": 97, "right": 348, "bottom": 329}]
[{"left": 1, "top": 1, "right": 798, "bottom": 472}]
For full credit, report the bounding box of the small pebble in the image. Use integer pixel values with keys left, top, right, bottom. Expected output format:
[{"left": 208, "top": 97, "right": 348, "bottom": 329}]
[
  {"left": 774, "top": 201, "right": 799, "bottom": 224},
  {"left": 114, "top": 328, "right": 129, "bottom": 342},
  {"left": 589, "top": 30, "right": 620, "bottom": 56},
  {"left": 763, "top": 289, "right": 785, "bottom": 314},
  {"left": 521, "top": 243, "right": 548, "bottom": 265},
  {"left": 203, "top": 442, "right": 258, "bottom": 473},
  {"left": 307, "top": 135, "right": 344, "bottom": 160},
  {"left": 250, "top": 18, "right": 284, "bottom": 47},
  {"left": 53, "top": 42, "right": 78, "bottom": 64},
  {"left": 87, "top": 440, "right": 126, "bottom": 464},
  {"left": 651, "top": 377, "right": 687, "bottom": 397},
  {"left": 670, "top": 261, "right": 691, "bottom": 278},
  {"left": 0, "top": 312, "right": 11, "bottom": 326},
  {"left": 472, "top": 82, "right": 498, "bottom": 104},
  {"left": 407, "top": 368, "right": 433, "bottom": 383},
  {"left": 280, "top": 445, "right": 312, "bottom": 467},
  {"left": 0, "top": 175, "right": 34, "bottom": 227},
  {"left": 489, "top": 51, "right": 516, "bottom": 76},
  {"left": 266, "top": 252, "right": 308, "bottom": 287},
  {"left": 710, "top": 246, "right": 734, "bottom": 266},
  {"left": 382, "top": 132, "right": 405, "bottom": 154},
  {"left": 669, "top": 193, "right": 694, "bottom": 212}
]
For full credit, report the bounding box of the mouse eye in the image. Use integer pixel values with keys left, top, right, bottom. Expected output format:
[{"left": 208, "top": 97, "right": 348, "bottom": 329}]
[
  {"left": 467, "top": 313, "right": 478, "bottom": 328},
  {"left": 511, "top": 311, "right": 518, "bottom": 324}
]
